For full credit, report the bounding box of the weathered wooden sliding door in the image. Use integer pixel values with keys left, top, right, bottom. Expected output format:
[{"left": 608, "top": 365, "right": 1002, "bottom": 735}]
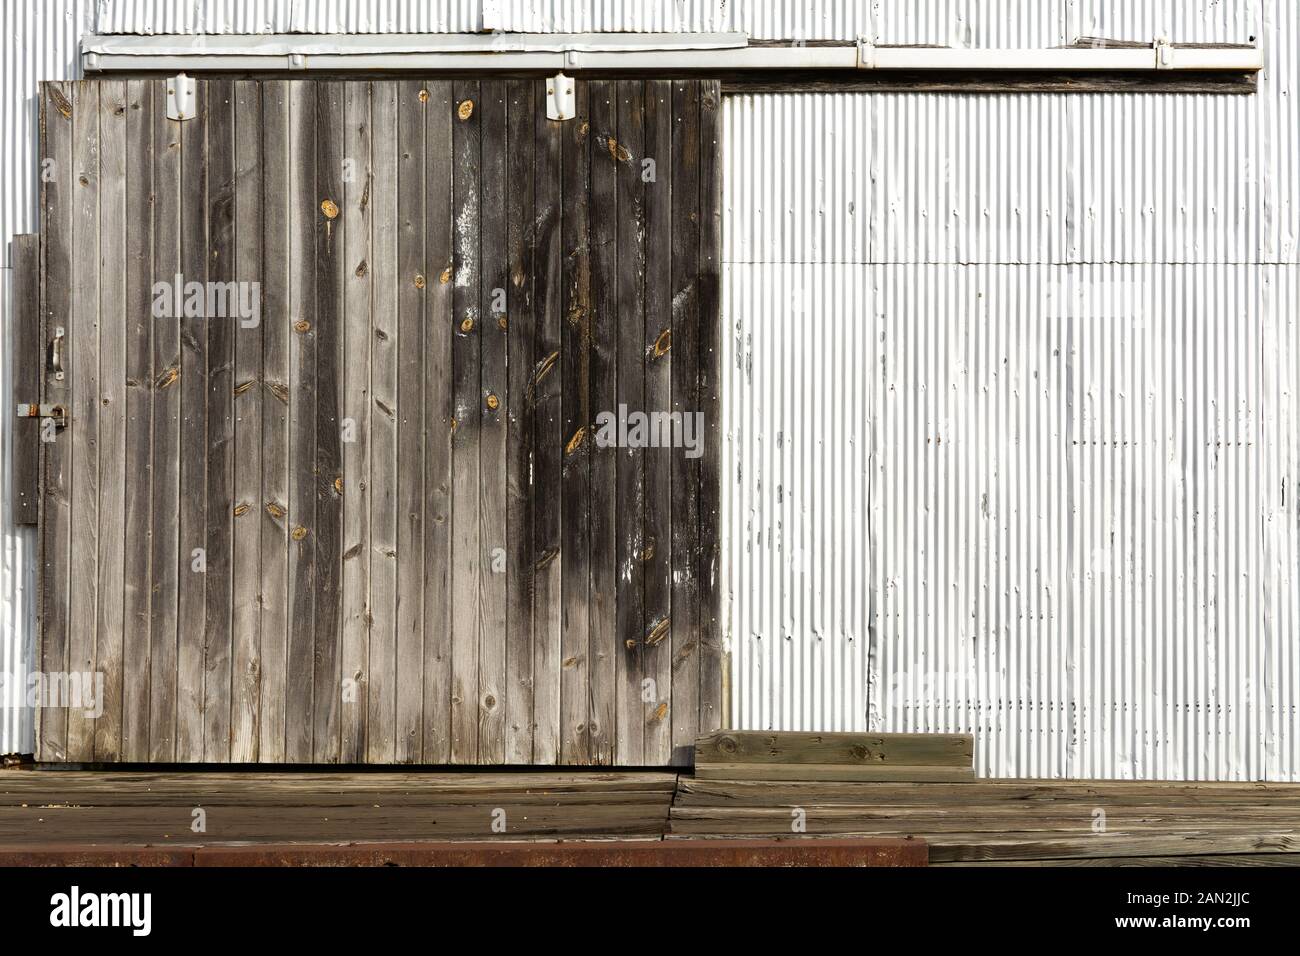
[{"left": 34, "top": 77, "right": 721, "bottom": 765}]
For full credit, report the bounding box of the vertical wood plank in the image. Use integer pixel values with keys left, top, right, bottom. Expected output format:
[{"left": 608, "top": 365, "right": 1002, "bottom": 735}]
[
  {"left": 366, "top": 81, "right": 399, "bottom": 764},
  {"left": 203, "top": 78, "right": 236, "bottom": 763},
  {"left": 503, "top": 79, "right": 536, "bottom": 766},
  {"left": 230, "top": 79, "right": 264, "bottom": 763},
  {"left": 285, "top": 80, "right": 318, "bottom": 763},
  {"left": 586, "top": 80, "right": 618, "bottom": 767},
  {"left": 613, "top": 80, "right": 646, "bottom": 766},
  {"left": 312, "top": 80, "right": 345, "bottom": 763},
  {"left": 450, "top": 79, "right": 482, "bottom": 764},
  {"left": 532, "top": 78, "right": 564, "bottom": 765},
  {"left": 697, "top": 81, "right": 724, "bottom": 733},
  {"left": 38, "top": 81, "right": 73, "bottom": 761},
  {"left": 148, "top": 78, "right": 182, "bottom": 763},
  {"left": 93, "top": 78, "right": 128, "bottom": 763},
  {"left": 669, "top": 80, "right": 702, "bottom": 762},
  {"left": 11, "top": 235, "right": 40, "bottom": 526},
  {"left": 395, "top": 80, "right": 427, "bottom": 763},
  {"left": 340, "top": 80, "right": 373, "bottom": 764},
  {"left": 121, "top": 80, "right": 155, "bottom": 762},
  {"left": 38, "top": 80, "right": 73, "bottom": 764},
  {"left": 559, "top": 82, "right": 592, "bottom": 765},
  {"left": 642, "top": 79, "right": 674, "bottom": 765},
  {"left": 477, "top": 80, "right": 509, "bottom": 764},
  {"left": 66, "top": 81, "right": 101, "bottom": 764},
  {"left": 175, "top": 80, "right": 208, "bottom": 762},
  {"left": 421, "top": 79, "right": 454, "bottom": 763},
  {"left": 258, "top": 80, "right": 291, "bottom": 764}
]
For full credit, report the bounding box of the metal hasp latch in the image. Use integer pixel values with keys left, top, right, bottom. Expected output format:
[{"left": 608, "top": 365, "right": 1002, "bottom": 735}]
[
  {"left": 547, "top": 72, "right": 576, "bottom": 121},
  {"left": 15, "top": 403, "right": 67, "bottom": 429},
  {"left": 167, "top": 73, "right": 196, "bottom": 121}
]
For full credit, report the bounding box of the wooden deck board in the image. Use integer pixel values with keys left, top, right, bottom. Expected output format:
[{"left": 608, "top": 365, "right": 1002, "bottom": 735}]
[
  {"left": 0, "top": 770, "right": 677, "bottom": 845},
  {"left": 669, "top": 775, "right": 1300, "bottom": 863},
  {"left": 2, "top": 770, "right": 1297, "bottom": 864}
]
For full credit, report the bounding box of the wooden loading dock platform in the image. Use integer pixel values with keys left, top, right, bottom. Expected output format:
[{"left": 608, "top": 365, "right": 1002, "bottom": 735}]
[{"left": 2, "top": 732, "right": 1298, "bottom": 866}]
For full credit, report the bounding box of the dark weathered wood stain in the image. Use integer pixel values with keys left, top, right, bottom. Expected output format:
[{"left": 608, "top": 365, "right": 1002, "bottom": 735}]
[{"left": 10, "top": 235, "right": 41, "bottom": 527}]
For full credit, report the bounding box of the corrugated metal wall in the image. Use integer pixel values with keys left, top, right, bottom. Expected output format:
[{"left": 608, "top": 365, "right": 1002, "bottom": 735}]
[
  {"left": 723, "top": 0, "right": 1300, "bottom": 779},
  {"left": 2, "top": 1, "right": 1296, "bottom": 777},
  {"left": 92, "top": 0, "right": 484, "bottom": 33}
]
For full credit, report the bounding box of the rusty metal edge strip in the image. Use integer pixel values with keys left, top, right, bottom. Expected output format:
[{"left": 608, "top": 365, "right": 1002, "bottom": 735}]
[{"left": 0, "top": 837, "right": 927, "bottom": 867}]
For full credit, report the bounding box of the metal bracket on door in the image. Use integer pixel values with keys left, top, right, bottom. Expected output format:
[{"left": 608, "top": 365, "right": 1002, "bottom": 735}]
[
  {"left": 547, "top": 72, "right": 576, "bottom": 121},
  {"left": 166, "top": 73, "right": 196, "bottom": 121}
]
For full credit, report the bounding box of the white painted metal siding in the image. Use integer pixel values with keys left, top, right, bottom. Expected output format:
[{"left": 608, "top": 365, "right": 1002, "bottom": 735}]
[
  {"left": 92, "top": 0, "right": 483, "bottom": 34},
  {"left": 721, "top": 2, "right": 1300, "bottom": 778},
  {"left": 1, "top": 1, "right": 1294, "bottom": 778}
]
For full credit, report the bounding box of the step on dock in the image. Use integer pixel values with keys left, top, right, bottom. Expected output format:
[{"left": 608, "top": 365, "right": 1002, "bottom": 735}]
[{"left": 692, "top": 731, "right": 976, "bottom": 783}]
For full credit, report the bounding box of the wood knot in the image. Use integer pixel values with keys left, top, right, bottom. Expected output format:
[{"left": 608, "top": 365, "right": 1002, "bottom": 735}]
[
  {"left": 457, "top": 99, "right": 474, "bottom": 121},
  {"left": 291, "top": 526, "right": 308, "bottom": 541},
  {"left": 531, "top": 350, "right": 559, "bottom": 388},
  {"left": 153, "top": 365, "right": 180, "bottom": 391},
  {"left": 418, "top": 89, "right": 430, "bottom": 103},
  {"left": 645, "top": 617, "right": 670, "bottom": 647},
  {"left": 320, "top": 198, "right": 339, "bottom": 219},
  {"left": 485, "top": 393, "right": 499, "bottom": 411},
  {"left": 460, "top": 316, "right": 474, "bottom": 333},
  {"left": 414, "top": 273, "right": 426, "bottom": 289},
  {"left": 48, "top": 86, "right": 72, "bottom": 119},
  {"left": 607, "top": 137, "right": 631, "bottom": 163},
  {"left": 652, "top": 328, "right": 672, "bottom": 358}
]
